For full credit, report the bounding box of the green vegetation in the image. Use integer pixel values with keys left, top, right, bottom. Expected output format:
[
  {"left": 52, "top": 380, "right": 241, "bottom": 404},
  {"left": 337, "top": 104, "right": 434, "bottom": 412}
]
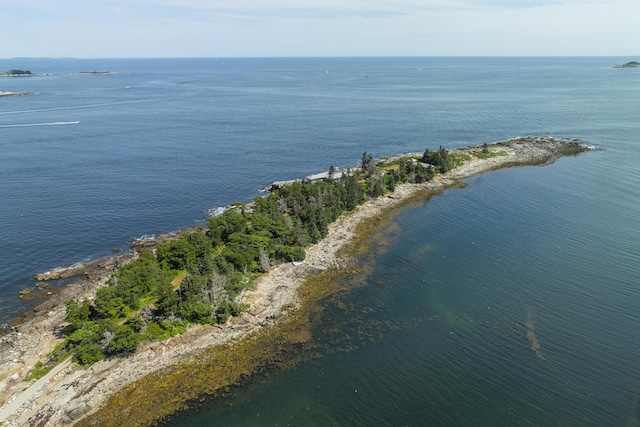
[
  {"left": 470, "top": 144, "right": 506, "bottom": 159},
  {"left": 55, "top": 146, "right": 461, "bottom": 365},
  {"left": 24, "top": 361, "right": 53, "bottom": 381},
  {"left": 422, "top": 146, "right": 454, "bottom": 173},
  {"left": 2, "top": 69, "right": 32, "bottom": 75}
]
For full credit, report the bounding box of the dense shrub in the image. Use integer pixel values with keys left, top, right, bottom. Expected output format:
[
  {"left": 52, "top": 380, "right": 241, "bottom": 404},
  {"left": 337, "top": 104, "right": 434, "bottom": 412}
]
[{"left": 56, "top": 146, "right": 456, "bottom": 365}]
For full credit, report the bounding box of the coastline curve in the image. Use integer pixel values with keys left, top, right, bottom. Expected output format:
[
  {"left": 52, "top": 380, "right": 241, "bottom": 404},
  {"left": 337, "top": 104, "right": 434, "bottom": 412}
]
[{"left": 0, "top": 136, "right": 589, "bottom": 426}]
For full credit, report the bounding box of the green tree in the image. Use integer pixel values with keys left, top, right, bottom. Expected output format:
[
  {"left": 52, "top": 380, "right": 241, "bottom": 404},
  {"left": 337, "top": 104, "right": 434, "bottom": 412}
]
[
  {"left": 384, "top": 171, "right": 398, "bottom": 192},
  {"left": 343, "top": 172, "right": 364, "bottom": 211},
  {"left": 156, "top": 238, "right": 195, "bottom": 271},
  {"left": 275, "top": 245, "right": 306, "bottom": 262},
  {"left": 126, "top": 315, "right": 146, "bottom": 333},
  {"left": 154, "top": 280, "right": 180, "bottom": 317},
  {"left": 207, "top": 209, "right": 247, "bottom": 244},
  {"left": 107, "top": 325, "right": 141, "bottom": 355},
  {"left": 361, "top": 152, "right": 375, "bottom": 177},
  {"left": 367, "top": 174, "right": 385, "bottom": 197},
  {"left": 107, "top": 250, "right": 169, "bottom": 310},
  {"left": 215, "top": 301, "right": 243, "bottom": 324},
  {"left": 179, "top": 301, "right": 213, "bottom": 323},
  {"left": 73, "top": 343, "right": 104, "bottom": 365},
  {"left": 328, "top": 165, "right": 336, "bottom": 182},
  {"left": 94, "top": 286, "right": 126, "bottom": 319},
  {"left": 422, "top": 146, "right": 453, "bottom": 173},
  {"left": 64, "top": 299, "right": 91, "bottom": 335}
]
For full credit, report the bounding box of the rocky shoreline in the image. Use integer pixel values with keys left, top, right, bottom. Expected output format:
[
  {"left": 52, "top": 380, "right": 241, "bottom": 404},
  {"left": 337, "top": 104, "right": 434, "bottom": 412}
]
[{"left": 0, "top": 136, "right": 589, "bottom": 426}]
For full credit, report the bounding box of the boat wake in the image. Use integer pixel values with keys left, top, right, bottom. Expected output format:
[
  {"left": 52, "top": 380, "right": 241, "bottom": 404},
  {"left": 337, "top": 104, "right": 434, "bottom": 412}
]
[{"left": 0, "top": 121, "right": 80, "bottom": 128}]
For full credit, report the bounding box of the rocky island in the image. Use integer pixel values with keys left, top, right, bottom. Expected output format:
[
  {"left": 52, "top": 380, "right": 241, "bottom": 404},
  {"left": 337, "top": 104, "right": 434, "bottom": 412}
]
[
  {"left": 1, "top": 69, "right": 43, "bottom": 97},
  {"left": 0, "top": 136, "right": 589, "bottom": 426},
  {"left": 613, "top": 61, "right": 640, "bottom": 68},
  {"left": 0, "top": 69, "right": 49, "bottom": 77}
]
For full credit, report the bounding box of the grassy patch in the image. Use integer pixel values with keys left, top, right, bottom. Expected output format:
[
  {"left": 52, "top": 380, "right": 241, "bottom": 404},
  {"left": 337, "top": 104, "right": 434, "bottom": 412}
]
[
  {"left": 450, "top": 153, "right": 471, "bottom": 166},
  {"left": 171, "top": 270, "right": 188, "bottom": 290},
  {"left": 143, "top": 320, "right": 188, "bottom": 341},
  {"left": 24, "top": 361, "right": 53, "bottom": 382},
  {"left": 49, "top": 342, "right": 73, "bottom": 364},
  {"left": 378, "top": 156, "right": 421, "bottom": 171},
  {"left": 470, "top": 150, "right": 506, "bottom": 159}
]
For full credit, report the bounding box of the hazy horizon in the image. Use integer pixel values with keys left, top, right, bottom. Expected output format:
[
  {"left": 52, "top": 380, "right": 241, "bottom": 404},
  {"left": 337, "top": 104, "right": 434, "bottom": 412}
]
[{"left": 2, "top": 0, "right": 639, "bottom": 59}]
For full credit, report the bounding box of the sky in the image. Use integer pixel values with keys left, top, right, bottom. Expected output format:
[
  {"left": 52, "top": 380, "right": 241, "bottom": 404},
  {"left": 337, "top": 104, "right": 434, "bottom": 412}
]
[{"left": 1, "top": 0, "right": 639, "bottom": 58}]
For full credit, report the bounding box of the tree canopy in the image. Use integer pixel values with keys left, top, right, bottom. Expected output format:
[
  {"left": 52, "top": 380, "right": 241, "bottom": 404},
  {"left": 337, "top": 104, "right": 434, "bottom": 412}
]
[{"left": 55, "top": 145, "right": 456, "bottom": 365}]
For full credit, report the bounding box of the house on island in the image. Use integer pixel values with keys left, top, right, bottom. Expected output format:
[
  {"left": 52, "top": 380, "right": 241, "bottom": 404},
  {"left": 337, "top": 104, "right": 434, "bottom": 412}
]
[{"left": 267, "top": 168, "right": 347, "bottom": 191}]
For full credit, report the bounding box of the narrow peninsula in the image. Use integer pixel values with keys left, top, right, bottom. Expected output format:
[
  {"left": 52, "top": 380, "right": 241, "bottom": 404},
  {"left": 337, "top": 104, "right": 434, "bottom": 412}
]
[{"left": 0, "top": 136, "right": 589, "bottom": 426}]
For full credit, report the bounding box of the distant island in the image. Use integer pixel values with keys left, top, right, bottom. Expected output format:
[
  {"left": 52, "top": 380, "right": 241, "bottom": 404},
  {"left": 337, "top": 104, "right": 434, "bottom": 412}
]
[
  {"left": 0, "top": 69, "right": 49, "bottom": 77},
  {"left": 1, "top": 69, "right": 32, "bottom": 76},
  {"left": 75, "top": 71, "right": 123, "bottom": 75},
  {"left": 613, "top": 61, "right": 640, "bottom": 68},
  {"left": 0, "top": 69, "right": 122, "bottom": 77}
]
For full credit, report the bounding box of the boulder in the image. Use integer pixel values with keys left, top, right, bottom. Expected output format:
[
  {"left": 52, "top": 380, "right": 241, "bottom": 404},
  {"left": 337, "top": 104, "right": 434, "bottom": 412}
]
[{"left": 63, "top": 398, "right": 91, "bottom": 422}]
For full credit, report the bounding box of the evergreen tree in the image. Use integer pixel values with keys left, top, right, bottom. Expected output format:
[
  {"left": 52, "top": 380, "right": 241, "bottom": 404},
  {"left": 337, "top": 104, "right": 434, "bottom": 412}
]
[
  {"left": 343, "top": 171, "right": 364, "bottom": 211},
  {"left": 64, "top": 299, "right": 91, "bottom": 334},
  {"left": 328, "top": 165, "right": 336, "bottom": 182},
  {"left": 422, "top": 146, "right": 453, "bottom": 173},
  {"left": 154, "top": 280, "right": 179, "bottom": 317},
  {"left": 361, "top": 152, "right": 375, "bottom": 177}
]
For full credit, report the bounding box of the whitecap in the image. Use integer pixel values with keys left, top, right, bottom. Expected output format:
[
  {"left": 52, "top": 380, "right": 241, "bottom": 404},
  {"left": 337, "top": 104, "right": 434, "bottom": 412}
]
[{"left": 208, "top": 206, "right": 229, "bottom": 217}]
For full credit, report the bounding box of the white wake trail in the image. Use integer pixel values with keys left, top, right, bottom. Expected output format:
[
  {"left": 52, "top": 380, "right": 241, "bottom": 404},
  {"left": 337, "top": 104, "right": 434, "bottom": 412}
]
[{"left": 0, "top": 121, "right": 80, "bottom": 128}]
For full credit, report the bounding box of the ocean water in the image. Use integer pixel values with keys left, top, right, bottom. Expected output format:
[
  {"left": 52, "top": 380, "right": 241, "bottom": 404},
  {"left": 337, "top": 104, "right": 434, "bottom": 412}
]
[{"left": 2, "top": 57, "right": 640, "bottom": 425}]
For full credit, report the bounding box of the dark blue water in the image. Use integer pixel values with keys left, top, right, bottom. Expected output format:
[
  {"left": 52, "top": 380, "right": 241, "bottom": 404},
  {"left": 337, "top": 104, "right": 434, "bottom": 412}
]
[{"left": 2, "top": 57, "right": 640, "bottom": 425}]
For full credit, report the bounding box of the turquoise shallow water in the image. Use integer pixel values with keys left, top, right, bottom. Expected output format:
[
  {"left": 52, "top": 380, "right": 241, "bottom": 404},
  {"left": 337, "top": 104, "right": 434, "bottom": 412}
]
[{"left": 2, "top": 57, "right": 640, "bottom": 425}]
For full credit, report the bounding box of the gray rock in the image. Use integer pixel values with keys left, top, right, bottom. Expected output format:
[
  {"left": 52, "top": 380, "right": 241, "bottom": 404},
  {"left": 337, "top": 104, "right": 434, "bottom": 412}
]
[{"left": 64, "top": 397, "right": 91, "bottom": 421}]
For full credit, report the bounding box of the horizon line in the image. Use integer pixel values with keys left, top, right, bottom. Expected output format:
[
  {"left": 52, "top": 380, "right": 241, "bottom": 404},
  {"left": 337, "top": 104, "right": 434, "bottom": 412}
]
[{"left": 3, "top": 55, "right": 639, "bottom": 61}]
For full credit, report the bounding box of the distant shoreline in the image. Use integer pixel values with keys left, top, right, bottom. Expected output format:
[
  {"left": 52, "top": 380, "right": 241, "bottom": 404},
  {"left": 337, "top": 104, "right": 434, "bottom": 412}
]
[
  {"left": 613, "top": 61, "right": 640, "bottom": 68},
  {"left": 0, "top": 74, "right": 49, "bottom": 77},
  {"left": 0, "top": 136, "right": 590, "bottom": 426},
  {"left": 74, "top": 71, "right": 123, "bottom": 75},
  {"left": 0, "top": 71, "right": 122, "bottom": 79}
]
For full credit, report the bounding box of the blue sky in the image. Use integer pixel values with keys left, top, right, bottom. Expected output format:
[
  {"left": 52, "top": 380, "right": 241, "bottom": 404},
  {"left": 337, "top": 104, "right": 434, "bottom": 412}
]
[{"left": 1, "top": 0, "right": 638, "bottom": 58}]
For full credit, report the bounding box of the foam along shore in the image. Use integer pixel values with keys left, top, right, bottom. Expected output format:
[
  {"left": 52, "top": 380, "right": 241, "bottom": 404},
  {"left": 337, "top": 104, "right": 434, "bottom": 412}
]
[{"left": 0, "top": 136, "right": 589, "bottom": 426}]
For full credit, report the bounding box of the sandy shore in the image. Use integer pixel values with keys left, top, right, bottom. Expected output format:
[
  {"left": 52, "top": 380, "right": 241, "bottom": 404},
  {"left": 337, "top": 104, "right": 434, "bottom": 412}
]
[{"left": 0, "top": 136, "right": 588, "bottom": 426}]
